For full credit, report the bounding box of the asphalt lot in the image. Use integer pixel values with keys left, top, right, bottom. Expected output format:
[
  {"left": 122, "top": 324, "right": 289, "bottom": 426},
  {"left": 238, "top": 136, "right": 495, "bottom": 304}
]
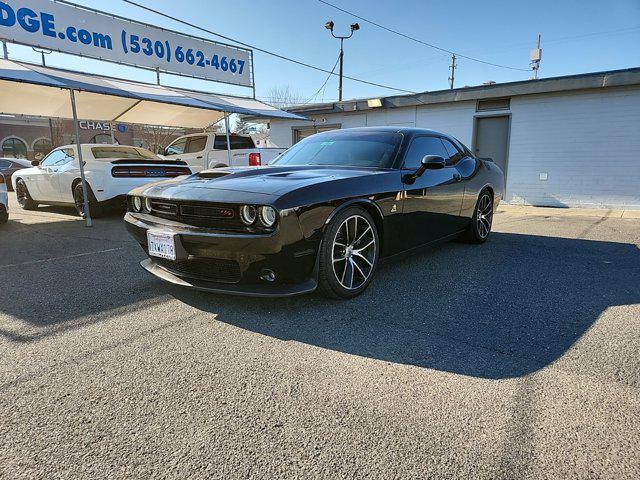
[{"left": 1, "top": 196, "right": 639, "bottom": 479}]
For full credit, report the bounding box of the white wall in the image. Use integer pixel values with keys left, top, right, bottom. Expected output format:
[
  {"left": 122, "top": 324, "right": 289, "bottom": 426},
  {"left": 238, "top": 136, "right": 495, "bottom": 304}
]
[
  {"left": 508, "top": 87, "right": 640, "bottom": 208},
  {"left": 267, "top": 87, "right": 640, "bottom": 209}
]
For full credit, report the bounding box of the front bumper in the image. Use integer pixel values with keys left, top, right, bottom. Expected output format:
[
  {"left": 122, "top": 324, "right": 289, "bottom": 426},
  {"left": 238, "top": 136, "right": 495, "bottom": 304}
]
[{"left": 125, "top": 211, "right": 319, "bottom": 297}]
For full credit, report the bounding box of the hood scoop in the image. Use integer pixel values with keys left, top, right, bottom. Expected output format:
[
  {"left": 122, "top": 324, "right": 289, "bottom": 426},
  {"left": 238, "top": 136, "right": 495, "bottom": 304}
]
[{"left": 196, "top": 170, "right": 232, "bottom": 179}]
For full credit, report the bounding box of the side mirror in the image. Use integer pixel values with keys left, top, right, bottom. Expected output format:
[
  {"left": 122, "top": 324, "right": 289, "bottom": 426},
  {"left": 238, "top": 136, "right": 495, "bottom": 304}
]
[
  {"left": 31, "top": 159, "right": 40, "bottom": 166},
  {"left": 403, "top": 155, "right": 446, "bottom": 184}
]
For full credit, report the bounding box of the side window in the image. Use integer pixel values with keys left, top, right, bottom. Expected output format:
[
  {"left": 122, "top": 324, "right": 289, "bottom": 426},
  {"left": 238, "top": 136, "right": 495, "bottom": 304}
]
[
  {"left": 402, "top": 136, "right": 449, "bottom": 170},
  {"left": 0, "top": 159, "right": 11, "bottom": 169},
  {"left": 165, "top": 138, "right": 187, "bottom": 156},
  {"left": 41, "top": 150, "right": 65, "bottom": 166},
  {"left": 186, "top": 136, "right": 207, "bottom": 153},
  {"left": 61, "top": 149, "right": 75, "bottom": 164},
  {"left": 441, "top": 138, "right": 464, "bottom": 165}
]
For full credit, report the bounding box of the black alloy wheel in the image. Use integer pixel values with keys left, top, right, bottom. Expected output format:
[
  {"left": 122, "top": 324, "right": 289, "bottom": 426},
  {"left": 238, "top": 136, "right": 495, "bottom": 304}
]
[
  {"left": 317, "top": 206, "right": 379, "bottom": 298},
  {"left": 15, "top": 179, "right": 38, "bottom": 210},
  {"left": 463, "top": 189, "right": 494, "bottom": 244}
]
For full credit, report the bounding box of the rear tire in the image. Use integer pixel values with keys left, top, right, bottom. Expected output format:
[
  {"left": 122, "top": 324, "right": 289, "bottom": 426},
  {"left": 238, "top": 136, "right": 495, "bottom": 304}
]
[
  {"left": 462, "top": 189, "right": 494, "bottom": 244},
  {"left": 73, "top": 182, "right": 103, "bottom": 218},
  {"left": 317, "top": 206, "right": 379, "bottom": 299},
  {"left": 15, "top": 178, "right": 38, "bottom": 210}
]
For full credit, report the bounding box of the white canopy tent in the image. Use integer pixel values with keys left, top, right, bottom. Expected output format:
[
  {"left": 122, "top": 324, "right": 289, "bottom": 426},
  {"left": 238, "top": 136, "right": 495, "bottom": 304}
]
[{"left": 0, "top": 59, "right": 305, "bottom": 225}]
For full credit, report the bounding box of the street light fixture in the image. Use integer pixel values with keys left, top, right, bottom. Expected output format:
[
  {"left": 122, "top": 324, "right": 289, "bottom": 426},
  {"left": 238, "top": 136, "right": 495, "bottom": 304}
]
[{"left": 324, "top": 20, "right": 360, "bottom": 101}]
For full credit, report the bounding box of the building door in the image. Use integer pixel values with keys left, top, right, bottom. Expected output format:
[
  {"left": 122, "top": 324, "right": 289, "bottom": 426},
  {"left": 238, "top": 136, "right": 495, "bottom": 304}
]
[{"left": 474, "top": 115, "right": 510, "bottom": 180}]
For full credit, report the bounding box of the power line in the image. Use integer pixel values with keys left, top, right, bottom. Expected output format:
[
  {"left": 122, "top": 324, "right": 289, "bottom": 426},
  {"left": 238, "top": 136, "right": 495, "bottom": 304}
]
[
  {"left": 302, "top": 53, "right": 341, "bottom": 105},
  {"left": 122, "top": 0, "right": 417, "bottom": 94},
  {"left": 317, "top": 0, "right": 529, "bottom": 72}
]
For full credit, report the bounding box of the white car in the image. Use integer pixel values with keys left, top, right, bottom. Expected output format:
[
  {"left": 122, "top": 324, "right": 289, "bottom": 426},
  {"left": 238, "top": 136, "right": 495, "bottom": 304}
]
[
  {"left": 0, "top": 173, "right": 8, "bottom": 224},
  {"left": 163, "top": 132, "right": 286, "bottom": 172},
  {"left": 12, "top": 144, "right": 192, "bottom": 216}
]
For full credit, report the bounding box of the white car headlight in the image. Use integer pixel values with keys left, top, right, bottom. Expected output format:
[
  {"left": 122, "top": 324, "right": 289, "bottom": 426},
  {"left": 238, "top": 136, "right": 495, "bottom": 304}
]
[
  {"left": 143, "top": 197, "right": 152, "bottom": 213},
  {"left": 259, "top": 206, "right": 277, "bottom": 227},
  {"left": 240, "top": 205, "right": 257, "bottom": 225},
  {"left": 132, "top": 196, "right": 142, "bottom": 212}
]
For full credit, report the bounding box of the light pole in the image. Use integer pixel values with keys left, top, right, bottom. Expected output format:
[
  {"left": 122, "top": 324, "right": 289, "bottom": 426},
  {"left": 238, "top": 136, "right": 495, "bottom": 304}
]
[{"left": 324, "top": 20, "right": 360, "bottom": 102}]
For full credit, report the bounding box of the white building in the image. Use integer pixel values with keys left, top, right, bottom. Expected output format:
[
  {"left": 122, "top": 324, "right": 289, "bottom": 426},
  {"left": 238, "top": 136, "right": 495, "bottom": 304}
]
[{"left": 260, "top": 68, "right": 640, "bottom": 209}]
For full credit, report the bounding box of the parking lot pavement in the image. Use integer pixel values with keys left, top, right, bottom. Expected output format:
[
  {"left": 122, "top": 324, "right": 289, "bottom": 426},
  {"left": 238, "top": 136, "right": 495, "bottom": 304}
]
[{"left": 1, "top": 196, "right": 639, "bottom": 479}]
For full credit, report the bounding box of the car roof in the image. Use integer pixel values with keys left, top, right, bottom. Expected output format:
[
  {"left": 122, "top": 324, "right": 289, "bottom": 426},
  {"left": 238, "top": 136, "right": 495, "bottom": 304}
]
[
  {"left": 0, "top": 157, "right": 31, "bottom": 165},
  {"left": 315, "top": 126, "right": 449, "bottom": 137}
]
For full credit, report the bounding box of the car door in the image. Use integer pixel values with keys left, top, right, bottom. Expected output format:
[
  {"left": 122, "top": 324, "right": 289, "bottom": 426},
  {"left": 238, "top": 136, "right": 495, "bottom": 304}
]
[
  {"left": 33, "top": 149, "right": 67, "bottom": 201},
  {"left": 181, "top": 135, "right": 208, "bottom": 170},
  {"left": 164, "top": 136, "right": 208, "bottom": 171},
  {"left": 52, "top": 148, "right": 78, "bottom": 203},
  {"left": 401, "top": 135, "right": 465, "bottom": 249}
]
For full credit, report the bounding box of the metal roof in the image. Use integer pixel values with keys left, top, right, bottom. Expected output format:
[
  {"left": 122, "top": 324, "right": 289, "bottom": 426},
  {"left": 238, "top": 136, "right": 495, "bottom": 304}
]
[
  {"left": 273, "top": 67, "right": 640, "bottom": 118},
  {"left": 0, "top": 59, "right": 306, "bottom": 128}
]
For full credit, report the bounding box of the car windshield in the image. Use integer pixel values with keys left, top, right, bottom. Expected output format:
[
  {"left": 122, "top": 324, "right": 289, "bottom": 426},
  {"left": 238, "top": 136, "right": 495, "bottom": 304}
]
[
  {"left": 272, "top": 131, "right": 402, "bottom": 168},
  {"left": 91, "top": 146, "right": 159, "bottom": 160}
]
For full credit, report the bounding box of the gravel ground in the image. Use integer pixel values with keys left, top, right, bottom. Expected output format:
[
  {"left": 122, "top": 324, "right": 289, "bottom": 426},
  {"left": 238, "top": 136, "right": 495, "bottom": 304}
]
[{"left": 1, "top": 197, "right": 639, "bottom": 479}]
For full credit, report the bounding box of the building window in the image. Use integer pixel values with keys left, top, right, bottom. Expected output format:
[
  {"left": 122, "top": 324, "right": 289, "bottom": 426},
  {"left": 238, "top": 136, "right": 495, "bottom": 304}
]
[
  {"left": 91, "top": 134, "right": 118, "bottom": 144},
  {"left": 476, "top": 98, "right": 510, "bottom": 112},
  {"left": 292, "top": 125, "right": 340, "bottom": 144},
  {"left": 32, "top": 138, "right": 52, "bottom": 160},
  {"left": 1, "top": 137, "right": 28, "bottom": 158}
]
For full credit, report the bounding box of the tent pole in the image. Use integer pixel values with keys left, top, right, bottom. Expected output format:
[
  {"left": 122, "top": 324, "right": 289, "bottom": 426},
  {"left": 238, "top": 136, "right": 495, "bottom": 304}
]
[
  {"left": 224, "top": 113, "right": 232, "bottom": 166},
  {"left": 110, "top": 123, "right": 115, "bottom": 144},
  {"left": 2, "top": 40, "right": 7, "bottom": 59},
  {"left": 69, "top": 89, "right": 93, "bottom": 227}
]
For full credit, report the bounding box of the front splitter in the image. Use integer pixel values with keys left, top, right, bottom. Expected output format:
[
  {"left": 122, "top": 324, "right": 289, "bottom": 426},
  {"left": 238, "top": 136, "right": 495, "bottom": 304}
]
[{"left": 140, "top": 258, "right": 317, "bottom": 298}]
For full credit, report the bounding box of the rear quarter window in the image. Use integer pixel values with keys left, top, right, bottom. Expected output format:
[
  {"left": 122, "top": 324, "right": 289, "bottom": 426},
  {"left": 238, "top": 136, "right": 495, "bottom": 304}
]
[{"left": 214, "top": 135, "right": 256, "bottom": 150}]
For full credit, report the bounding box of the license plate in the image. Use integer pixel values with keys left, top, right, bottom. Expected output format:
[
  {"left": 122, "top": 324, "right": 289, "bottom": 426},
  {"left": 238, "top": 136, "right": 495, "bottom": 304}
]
[{"left": 147, "top": 230, "right": 176, "bottom": 260}]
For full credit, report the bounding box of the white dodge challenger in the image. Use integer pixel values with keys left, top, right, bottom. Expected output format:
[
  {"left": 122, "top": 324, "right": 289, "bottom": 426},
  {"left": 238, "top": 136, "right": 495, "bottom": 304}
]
[{"left": 12, "top": 144, "right": 192, "bottom": 216}]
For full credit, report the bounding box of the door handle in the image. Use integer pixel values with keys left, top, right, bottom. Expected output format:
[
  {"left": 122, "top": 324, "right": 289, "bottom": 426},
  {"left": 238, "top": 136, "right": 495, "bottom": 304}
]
[
  {"left": 453, "top": 173, "right": 462, "bottom": 182},
  {"left": 196, "top": 156, "right": 203, "bottom": 159}
]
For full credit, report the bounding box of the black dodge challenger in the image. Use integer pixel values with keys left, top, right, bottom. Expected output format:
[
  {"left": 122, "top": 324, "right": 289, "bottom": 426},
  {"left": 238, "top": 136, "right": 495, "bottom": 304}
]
[{"left": 125, "top": 127, "right": 504, "bottom": 298}]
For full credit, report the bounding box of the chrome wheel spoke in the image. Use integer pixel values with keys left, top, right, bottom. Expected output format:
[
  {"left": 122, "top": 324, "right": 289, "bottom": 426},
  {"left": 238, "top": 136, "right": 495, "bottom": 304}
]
[
  {"left": 352, "top": 251, "right": 373, "bottom": 267},
  {"left": 332, "top": 214, "right": 377, "bottom": 290}
]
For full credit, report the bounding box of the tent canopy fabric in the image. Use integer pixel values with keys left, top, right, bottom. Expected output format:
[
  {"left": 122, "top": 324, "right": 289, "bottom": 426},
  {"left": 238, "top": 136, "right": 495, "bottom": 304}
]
[{"left": 0, "top": 59, "right": 305, "bottom": 128}]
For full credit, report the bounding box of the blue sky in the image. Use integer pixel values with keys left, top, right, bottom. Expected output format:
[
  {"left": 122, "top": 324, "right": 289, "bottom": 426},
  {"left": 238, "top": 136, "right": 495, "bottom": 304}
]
[{"left": 6, "top": 0, "right": 640, "bottom": 103}]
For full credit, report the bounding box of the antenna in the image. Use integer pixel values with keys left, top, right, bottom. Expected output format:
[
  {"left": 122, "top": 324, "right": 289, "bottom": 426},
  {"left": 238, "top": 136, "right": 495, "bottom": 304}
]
[
  {"left": 448, "top": 54, "right": 457, "bottom": 89},
  {"left": 530, "top": 34, "right": 542, "bottom": 80}
]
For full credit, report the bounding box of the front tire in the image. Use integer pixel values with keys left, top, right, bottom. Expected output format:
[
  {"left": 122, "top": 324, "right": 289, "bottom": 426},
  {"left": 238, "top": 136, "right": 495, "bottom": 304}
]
[
  {"left": 15, "top": 179, "right": 38, "bottom": 210},
  {"left": 462, "top": 189, "right": 494, "bottom": 244},
  {"left": 317, "top": 207, "right": 379, "bottom": 299}
]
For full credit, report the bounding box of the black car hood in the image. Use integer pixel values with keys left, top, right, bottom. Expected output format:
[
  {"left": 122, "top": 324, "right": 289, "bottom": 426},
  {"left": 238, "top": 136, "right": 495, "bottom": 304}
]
[
  {"left": 144, "top": 165, "right": 386, "bottom": 196},
  {"left": 193, "top": 165, "right": 391, "bottom": 194}
]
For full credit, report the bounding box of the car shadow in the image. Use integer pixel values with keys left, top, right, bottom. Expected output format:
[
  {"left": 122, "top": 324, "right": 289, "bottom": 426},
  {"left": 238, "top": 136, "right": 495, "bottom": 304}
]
[{"left": 173, "top": 232, "right": 640, "bottom": 379}]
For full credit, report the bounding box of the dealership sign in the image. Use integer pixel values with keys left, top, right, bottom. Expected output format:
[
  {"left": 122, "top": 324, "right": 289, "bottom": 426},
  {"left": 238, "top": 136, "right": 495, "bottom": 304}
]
[{"left": 0, "top": 0, "right": 253, "bottom": 87}]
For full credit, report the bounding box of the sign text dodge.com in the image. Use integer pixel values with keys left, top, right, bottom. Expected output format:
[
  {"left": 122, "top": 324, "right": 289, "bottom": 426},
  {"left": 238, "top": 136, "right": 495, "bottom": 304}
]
[{"left": 0, "top": 0, "right": 252, "bottom": 86}]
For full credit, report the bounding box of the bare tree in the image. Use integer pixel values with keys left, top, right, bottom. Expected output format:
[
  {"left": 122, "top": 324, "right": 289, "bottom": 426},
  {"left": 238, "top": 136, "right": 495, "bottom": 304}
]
[
  {"left": 265, "top": 85, "right": 305, "bottom": 108},
  {"left": 49, "top": 118, "right": 66, "bottom": 148},
  {"left": 132, "top": 124, "right": 182, "bottom": 154}
]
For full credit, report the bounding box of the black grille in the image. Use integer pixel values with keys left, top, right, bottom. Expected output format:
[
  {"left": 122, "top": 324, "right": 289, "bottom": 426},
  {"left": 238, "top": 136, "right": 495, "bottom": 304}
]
[
  {"left": 149, "top": 200, "right": 242, "bottom": 229},
  {"left": 155, "top": 257, "right": 241, "bottom": 284}
]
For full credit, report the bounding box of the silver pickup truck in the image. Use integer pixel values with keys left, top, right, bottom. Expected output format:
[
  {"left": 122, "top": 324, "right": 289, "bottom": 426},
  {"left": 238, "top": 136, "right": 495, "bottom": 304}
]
[{"left": 163, "top": 133, "right": 286, "bottom": 172}]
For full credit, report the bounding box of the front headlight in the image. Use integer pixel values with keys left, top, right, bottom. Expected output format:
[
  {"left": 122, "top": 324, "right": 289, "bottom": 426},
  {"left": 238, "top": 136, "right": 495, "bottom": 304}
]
[
  {"left": 240, "top": 205, "right": 257, "bottom": 225},
  {"left": 143, "top": 197, "right": 152, "bottom": 213},
  {"left": 132, "top": 196, "right": 142, "bottom": 212},
  {"left": 259, "top": 206, "right": 277, "bottom": 227}
]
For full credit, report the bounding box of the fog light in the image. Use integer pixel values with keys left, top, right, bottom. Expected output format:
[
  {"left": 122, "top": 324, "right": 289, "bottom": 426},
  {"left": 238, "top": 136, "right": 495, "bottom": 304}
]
[{"left": 260, "top": 268, "right": 277, "bottom": 283}]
